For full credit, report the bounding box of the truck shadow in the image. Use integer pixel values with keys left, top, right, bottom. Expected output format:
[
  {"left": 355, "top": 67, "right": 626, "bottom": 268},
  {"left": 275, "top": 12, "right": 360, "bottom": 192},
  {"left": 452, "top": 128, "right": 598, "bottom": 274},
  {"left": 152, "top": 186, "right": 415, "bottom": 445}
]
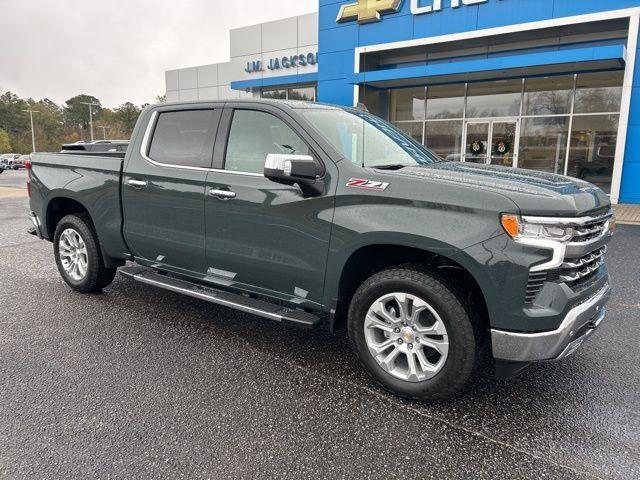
[{"left": 102, "top": 273, "right": 604, "bottom": 416}]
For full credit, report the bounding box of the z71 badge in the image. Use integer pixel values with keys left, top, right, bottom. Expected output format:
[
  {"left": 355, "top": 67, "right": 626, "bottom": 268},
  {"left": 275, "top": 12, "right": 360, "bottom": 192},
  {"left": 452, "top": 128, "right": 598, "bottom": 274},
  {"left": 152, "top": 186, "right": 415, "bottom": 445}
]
[{"left": 346, "top": 178, "right": 390, "bottom": 191}]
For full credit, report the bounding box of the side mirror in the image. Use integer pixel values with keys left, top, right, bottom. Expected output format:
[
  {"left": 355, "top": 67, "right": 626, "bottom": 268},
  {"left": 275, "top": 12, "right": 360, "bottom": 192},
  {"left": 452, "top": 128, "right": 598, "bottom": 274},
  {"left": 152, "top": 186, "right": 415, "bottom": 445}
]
[{"left": 264, "top": 154, "right": 324, "bottom": 196}]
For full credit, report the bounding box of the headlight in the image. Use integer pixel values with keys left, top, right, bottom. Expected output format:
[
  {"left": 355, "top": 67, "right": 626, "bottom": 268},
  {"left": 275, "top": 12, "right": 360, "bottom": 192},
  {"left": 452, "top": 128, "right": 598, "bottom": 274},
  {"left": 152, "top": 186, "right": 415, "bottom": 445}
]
[{"left": 501, "top": 214, "right": 573, "bottom": 242}]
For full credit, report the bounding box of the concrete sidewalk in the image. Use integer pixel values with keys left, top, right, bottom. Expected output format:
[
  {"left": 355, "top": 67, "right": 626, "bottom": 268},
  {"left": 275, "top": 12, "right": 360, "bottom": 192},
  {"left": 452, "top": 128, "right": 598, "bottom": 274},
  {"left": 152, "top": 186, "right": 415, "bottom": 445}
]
[{"left": 615, "top": 204, "right": 640, "bottom": 225}]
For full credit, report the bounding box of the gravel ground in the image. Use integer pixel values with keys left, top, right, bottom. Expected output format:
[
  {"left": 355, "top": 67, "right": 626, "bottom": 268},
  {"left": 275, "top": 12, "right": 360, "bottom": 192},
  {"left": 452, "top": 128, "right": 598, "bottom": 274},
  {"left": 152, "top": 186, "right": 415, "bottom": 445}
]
[{"left": 0, "top": 196, "right": 638, "bottom": 479}]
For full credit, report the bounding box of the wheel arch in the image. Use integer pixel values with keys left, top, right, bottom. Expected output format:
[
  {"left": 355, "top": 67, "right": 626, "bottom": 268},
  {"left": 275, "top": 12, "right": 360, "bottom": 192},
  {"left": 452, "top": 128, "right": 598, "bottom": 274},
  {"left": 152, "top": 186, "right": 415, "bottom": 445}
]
[
  {"left": 45, "top": 194, "right": 125, "bottom": 269},
  {"left": 327, "top": 238, "right": 491, "bottom": 335},
  {"left": 45, "top": 195, "right": 92, "bottom": 240}
]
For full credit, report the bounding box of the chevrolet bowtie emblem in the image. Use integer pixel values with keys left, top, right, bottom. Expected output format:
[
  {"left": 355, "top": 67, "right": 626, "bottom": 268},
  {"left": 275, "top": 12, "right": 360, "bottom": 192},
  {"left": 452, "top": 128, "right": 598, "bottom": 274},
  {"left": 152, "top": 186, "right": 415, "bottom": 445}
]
[{"left": 336, "top": 0, "right": 404, "bottom": 24}]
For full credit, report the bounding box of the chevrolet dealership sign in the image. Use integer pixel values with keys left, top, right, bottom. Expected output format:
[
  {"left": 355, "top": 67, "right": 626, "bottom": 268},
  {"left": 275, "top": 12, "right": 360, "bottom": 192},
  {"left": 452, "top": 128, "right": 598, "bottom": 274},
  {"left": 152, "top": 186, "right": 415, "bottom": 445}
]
[{"left": 337, "top": 0, "right": 492, "bottom": 24}]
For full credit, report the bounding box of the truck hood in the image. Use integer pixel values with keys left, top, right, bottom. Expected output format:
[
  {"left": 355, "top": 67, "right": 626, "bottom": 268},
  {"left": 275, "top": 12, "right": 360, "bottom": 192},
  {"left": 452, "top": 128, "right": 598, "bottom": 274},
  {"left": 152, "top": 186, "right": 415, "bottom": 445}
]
[{"left": 390, "top": 162, "right": 611, "bottom": 216}]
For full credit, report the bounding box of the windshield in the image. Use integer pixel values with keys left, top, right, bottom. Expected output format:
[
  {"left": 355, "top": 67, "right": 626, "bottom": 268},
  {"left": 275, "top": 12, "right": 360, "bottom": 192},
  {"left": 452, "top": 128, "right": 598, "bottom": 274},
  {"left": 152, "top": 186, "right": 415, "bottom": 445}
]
[{"left": 301, "top": 108, "right": 440, "bottom": 168}]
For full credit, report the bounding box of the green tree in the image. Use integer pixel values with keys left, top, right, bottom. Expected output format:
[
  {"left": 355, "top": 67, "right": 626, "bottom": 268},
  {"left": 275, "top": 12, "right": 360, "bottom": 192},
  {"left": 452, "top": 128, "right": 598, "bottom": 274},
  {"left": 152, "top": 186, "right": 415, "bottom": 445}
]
[
  {"left": 113, "top": 102, "right": 141, "bottom": 135},
  {"left": 0, "top": 91, "right": 29, "bottom": 139},
  {"left": 30, "top": 99, "right": 64, "bottom": 152},
  {"left": 0, "top": 128, "right": 11, "bottom": 152},
  {"left": 63, "top": 94, "right": 102, "bottom": 129}
]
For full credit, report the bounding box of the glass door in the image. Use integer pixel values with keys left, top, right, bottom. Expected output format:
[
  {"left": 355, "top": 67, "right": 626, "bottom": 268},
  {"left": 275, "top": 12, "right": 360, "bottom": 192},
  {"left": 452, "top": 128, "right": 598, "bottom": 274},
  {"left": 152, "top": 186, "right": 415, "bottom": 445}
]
[
  {"left": 463, "top": 120, "right": 519, "bottom": 166},
  {"left": 464, "top": 122, "right": 490, "bottom": 164},
  {"left": 490, "top": 121, "right": 518, "bottom": 167}
]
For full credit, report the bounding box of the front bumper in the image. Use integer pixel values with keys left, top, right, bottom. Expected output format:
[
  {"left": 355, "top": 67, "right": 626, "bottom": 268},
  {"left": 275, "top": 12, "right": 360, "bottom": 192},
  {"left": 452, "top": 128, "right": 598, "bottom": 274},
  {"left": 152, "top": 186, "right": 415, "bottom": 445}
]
[{"left": 491, "top": 283, "right": 611, "bottom": 362}]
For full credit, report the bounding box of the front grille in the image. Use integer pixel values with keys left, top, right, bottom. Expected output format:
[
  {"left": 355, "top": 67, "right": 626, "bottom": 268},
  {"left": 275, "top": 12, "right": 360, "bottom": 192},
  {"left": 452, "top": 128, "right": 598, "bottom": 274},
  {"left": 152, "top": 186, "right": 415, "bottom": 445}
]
[
  {"left": 570, "top": 217, "right": 610, "bottom": 243},
  {"left": 560, "top": 246, "right": 606, "bottom": 286},
  {"left": 523, "top": 211, "right": 612, "bottom": 305}
]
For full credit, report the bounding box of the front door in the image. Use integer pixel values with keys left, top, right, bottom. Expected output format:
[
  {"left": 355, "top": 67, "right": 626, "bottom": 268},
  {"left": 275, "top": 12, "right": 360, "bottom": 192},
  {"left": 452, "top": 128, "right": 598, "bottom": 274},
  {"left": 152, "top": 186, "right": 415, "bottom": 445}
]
[
  {"left": 203, "top": 105, "right": 335, "bottom": 307},
  {"left": 464, "top": 122, "right": 490, "bottom": 164},
  {"left": 463, "top": 120, "right": 518, "bottom": 167},
  {"left": 490, "top": 121, "right": 518, "bottom": 167}
]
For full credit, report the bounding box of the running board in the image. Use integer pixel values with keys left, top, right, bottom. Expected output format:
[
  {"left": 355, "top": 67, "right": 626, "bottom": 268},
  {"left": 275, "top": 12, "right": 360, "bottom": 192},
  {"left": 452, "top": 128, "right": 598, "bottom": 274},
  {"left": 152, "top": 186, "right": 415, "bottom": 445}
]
[{"left": 119, "top": 266, "right": 320, "bottom": 329}]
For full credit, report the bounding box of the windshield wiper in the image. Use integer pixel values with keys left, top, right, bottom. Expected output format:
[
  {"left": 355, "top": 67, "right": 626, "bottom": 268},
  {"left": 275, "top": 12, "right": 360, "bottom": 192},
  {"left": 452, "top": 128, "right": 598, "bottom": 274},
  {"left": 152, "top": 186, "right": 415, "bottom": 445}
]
[
  {"left": 373, "top": 164, "right": 411, "bottom": 170},
  {"left": 281, "top": 144, "right": 297, "bottom": 154}
]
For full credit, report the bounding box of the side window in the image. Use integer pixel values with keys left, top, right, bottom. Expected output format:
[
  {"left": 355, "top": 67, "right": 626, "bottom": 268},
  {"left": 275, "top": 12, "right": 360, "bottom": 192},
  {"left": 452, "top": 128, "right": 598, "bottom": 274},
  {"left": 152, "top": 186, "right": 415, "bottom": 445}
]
[
  {"left": 225, "top": 110, "right": 310, "bottom": 174},
  {"left": 148, "top": 110, "right": 218, "bottom": 168}
]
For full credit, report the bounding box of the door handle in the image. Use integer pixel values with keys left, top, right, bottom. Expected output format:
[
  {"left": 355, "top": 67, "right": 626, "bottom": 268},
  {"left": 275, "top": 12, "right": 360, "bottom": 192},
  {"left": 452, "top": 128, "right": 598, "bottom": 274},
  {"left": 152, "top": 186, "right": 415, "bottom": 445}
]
[
  {"left": 127, "top": 179, "right": 148, "bottom": 189},
  {"left": 208, "top": 188, "right": 236, "bottom": 200},
  {"left": 208, "top": 189, "right": 236, "bottom": 200}
]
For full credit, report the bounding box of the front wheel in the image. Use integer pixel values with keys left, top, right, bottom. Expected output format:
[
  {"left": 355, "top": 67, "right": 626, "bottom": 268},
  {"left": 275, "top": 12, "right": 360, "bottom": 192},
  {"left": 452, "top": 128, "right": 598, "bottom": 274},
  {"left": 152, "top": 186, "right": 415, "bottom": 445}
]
[
  {"left": 53, "top": 214, "right": 117, "bottom": 293},
  {"left": 348, "top": 266, "right": 478, "bottom": 401}
]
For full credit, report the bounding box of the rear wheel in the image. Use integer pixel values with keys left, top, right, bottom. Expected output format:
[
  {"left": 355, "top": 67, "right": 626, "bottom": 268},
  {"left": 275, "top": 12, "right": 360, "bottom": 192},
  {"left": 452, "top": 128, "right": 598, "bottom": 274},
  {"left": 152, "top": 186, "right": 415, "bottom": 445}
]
[
  {"left": 348, "top": 266, "right": 477, "bottom": 401},
  {"left": 53, "top": 214, "right": 117, "bottom": 293}
]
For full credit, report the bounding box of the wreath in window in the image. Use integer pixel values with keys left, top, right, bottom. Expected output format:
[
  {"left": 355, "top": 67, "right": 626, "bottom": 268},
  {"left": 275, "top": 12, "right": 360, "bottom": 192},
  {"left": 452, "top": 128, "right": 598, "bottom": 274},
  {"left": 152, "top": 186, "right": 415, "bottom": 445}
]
[
  {"left": 494, "top": 140, "right": 511, "bottom": 156},
  {"left": 470, "top": 140, "right": 485, "bottom": 155}
]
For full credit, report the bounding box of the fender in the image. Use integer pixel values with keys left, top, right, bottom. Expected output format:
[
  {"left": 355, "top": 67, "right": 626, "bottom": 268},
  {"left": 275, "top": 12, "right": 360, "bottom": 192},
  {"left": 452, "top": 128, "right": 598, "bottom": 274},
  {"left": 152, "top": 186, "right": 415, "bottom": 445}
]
[
  {"left": 42, "top": 185, "right": 130, "bottom": 268},
  {"left": 322, "top": 230, "right": 496, "bottom": 316}
]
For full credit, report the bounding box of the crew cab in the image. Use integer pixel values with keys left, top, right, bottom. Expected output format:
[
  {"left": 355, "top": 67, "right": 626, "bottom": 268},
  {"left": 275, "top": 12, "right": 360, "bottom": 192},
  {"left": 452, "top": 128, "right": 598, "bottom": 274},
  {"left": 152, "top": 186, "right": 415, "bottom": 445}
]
[{"left": 27, "top": 100, "right": 614, "bottom": 400}]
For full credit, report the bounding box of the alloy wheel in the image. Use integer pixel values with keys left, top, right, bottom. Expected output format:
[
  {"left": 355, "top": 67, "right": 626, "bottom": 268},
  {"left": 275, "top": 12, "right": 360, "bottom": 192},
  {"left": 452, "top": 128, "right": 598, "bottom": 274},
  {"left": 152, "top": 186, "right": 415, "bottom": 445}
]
[{"left": 364, "top": 292, "right": 449, "bottom": 382}]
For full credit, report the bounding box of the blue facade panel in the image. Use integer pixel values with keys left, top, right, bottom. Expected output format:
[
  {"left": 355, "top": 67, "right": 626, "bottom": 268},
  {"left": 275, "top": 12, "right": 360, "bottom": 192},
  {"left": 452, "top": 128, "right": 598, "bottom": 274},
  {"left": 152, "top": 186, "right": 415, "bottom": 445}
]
[
  {"left": 231, "top": 73, "right": 319, "bottom": 91},
  {"left": 351, "top": 45, "right": 625, "bottom": 85},
  {"left": 412, "top": 4, "right": 479, "bottom": 37},
  {"left": 477, "top": 0, "right": 555, "bottom": 29},
  {"left": 319, "top": 24, "right": 359, "bottom": 54},
  {"left": 619, "top": 24, "right": 640, "bottom": 203},
  {"left": 316, "top": 0, "right": 640, "bottom": 202}
]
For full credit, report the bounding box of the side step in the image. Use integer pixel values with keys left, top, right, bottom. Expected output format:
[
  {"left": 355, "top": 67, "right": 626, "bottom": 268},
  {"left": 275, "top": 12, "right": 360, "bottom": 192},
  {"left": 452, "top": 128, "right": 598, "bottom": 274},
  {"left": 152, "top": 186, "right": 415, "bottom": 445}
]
[{"left": 119, "top": 266, "right": 320, "bottom": 329}]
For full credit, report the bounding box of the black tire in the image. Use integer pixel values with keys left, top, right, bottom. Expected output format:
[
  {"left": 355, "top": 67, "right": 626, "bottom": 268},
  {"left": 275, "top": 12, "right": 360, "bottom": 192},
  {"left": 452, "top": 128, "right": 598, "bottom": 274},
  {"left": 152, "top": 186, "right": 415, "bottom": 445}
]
[
  {"left": 347, "top": 266, "right": 478, "bottom": 401},
  {"left": 53, "top": 214, "right": 117, "bottom": 293}
]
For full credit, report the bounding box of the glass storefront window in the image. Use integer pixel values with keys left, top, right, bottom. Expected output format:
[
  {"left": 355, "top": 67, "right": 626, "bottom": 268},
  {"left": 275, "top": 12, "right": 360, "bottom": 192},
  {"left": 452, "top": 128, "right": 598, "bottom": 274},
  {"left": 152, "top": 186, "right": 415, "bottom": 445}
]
[
  {"left": 261, "top": 86, "right": 317, "bottom": 101},
  {"left": 288, "top": 86, "right": 316, "bottom": 101},
  {"left": 394, "top": 122, "right": 423, "bottom": 144},
  {"left": 364, "top": 71, "right": 624, "bottom": 190},
  {"left": 360, "top": 86, "right": 390, "bottom": 120},
  {"left": 466, "top": 79, "right": 522, "bottom": 118},
  {"left": 390, "top": 87, "right": 425, "bottom": 122},
  {"left": 567, "top": 114, "right": 619, "bottom": 194},
  {"left": 425, "top": 121, "right": 463, "bottom": 160},
  {"left": 262, "top": 89, "right": 286, "bottom": 100},
  {"left": 518, "top": 117, "right": 569, "bottom": 174},
  {"left": 426, "top": 84, "right": 465, "bottom": 120},
  {"left": 523, "top": 75, "right": 574, "bottom": 116},
  {"left": 574, "top": 71, "right": 624, "bottom": 114}
]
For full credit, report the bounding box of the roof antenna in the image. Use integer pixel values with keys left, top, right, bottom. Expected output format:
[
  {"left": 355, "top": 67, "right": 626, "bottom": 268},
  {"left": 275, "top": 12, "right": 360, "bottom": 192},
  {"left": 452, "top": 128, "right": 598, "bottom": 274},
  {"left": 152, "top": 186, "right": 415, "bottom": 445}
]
[{"left": 361, "top": 49, "right": 367, "bottom": 168}]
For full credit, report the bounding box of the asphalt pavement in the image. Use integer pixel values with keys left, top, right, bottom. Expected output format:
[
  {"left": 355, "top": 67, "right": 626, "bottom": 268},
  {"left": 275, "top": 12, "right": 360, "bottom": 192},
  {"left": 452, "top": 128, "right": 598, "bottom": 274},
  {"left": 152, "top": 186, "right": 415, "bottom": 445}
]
[
  {"left": 0, "top": 189, "right": 639, "bottom": 479},
  {"left": 0, "top": 169, "right": 28, "bottom": 190}
]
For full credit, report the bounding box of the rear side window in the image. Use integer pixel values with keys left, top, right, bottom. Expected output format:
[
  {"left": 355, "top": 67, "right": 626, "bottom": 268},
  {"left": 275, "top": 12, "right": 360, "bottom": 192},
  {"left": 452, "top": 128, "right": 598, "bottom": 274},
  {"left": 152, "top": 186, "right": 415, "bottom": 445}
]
[
  {"left": 224, "top": 110, "right": 309, "bottom": 174},
  {"left": 148, "top": 110, "right": 218, "bottom": 168}
]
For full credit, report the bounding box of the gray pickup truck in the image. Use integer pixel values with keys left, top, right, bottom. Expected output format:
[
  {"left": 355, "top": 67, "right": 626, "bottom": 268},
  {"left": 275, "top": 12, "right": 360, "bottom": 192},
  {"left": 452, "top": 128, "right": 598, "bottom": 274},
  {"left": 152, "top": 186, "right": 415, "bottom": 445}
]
[{"left": 27, "top": 100, "right": 614, "bottom": 400}]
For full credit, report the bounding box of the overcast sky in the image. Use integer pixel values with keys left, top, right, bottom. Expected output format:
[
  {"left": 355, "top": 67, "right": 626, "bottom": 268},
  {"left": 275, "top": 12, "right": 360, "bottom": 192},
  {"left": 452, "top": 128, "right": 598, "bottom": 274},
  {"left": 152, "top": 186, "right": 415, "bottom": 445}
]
[{"left": 1, "top": 0, "right": 317, "bottom": 108}]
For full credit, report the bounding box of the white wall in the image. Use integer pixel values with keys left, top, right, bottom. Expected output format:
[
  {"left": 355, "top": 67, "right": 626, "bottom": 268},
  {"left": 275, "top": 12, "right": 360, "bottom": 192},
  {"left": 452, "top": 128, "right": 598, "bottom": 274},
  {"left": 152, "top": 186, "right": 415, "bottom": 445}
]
[{"left": 165, "top": 12, "right": 318, "bottom": 102}]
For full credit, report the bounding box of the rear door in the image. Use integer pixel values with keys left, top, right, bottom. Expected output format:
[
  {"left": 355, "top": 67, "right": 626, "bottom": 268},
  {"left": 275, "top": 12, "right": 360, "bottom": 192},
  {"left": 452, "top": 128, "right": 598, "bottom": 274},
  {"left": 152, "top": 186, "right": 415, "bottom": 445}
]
[
  {"left": 123, "top": 105, "right": 222, "bottom": 275},
  {"left": 203, "top": 104, "right": 336, "bottom": 306}
]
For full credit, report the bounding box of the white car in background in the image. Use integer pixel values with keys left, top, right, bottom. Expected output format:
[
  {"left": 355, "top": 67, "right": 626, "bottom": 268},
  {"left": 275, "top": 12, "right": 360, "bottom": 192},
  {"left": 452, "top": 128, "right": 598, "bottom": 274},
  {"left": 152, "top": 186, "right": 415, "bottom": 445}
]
[
  {"left": 1, "top": 153, "right": 21, "bottom": 169},
  {"left": 0, "top": 153, "right": 21, "bottom": 170}
]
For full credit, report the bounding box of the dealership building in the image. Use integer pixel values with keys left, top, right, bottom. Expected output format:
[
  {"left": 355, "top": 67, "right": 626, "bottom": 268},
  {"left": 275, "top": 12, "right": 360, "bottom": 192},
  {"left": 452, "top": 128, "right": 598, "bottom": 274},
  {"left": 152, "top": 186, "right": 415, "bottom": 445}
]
[{"left": 166, "top": 0, "right": 640, "bottom": 204}]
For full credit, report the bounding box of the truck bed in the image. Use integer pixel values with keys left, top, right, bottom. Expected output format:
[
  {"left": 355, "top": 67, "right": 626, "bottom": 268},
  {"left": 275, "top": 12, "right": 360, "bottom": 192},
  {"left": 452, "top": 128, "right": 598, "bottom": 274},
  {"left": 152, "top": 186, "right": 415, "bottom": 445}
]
[
  {"left": 29, "top": 152, "right": 129, "bottom": 262},
  {"left": 31, "top": 152, "right": 124, "bottom": 169}
]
